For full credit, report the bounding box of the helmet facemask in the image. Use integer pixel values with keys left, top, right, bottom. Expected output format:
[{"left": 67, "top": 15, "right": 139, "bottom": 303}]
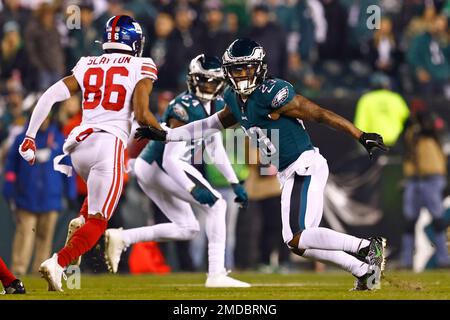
[
  {"left": 223, "top": 62, "right": 266, "bottom": 96},
  {"left": 187, "top": 54, "right": 225, "bottom": 101},
  {"left": 188, "top": 73, "right": 224, "bottom": 101}
]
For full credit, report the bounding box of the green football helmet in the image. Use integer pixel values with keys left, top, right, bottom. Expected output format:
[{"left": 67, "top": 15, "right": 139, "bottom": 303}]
[
  {"left": 222, "top": 38, "right": 267, "bottom": 95},
  {"left": 187, "top": 54, "right": 225, "bottom": 101}
]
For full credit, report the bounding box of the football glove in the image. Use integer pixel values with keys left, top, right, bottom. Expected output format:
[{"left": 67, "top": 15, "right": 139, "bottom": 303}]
[
  {"left": 358, "top": 132, "right": 388, "bottom": 159},
  {"left": 231, "top": 183, "right": 248, "bottom": 209},
  {"left": 19, "top": 136, "right": 36, "bottom": 165},
  {"left": 190, "top": 185, "right": 218, "bottom": 207},
  {"left": 135, "top": 126, "right": 167, "bottom": 142}
]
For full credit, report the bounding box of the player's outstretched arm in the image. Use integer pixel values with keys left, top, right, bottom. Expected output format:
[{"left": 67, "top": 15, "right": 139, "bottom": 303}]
[
  {"left": 20, "top": 76, "right": 79, "bottom": 165},
  {"left": 272, "top": 94, "right": 388, "bottom": 158},
  {"left": 133, "top": 78, "right": 163, "bottom": 130},
  {"left": 135, "top": 105, "right": 238, "bottom": 142}
]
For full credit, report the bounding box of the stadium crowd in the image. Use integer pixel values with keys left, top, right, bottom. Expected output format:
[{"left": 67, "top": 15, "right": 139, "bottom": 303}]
[{"left": 0, "top": 0, "right": 449, "bottom": 275}]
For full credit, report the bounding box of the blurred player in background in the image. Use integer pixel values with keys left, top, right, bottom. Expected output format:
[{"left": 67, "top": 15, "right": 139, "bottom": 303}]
[
  {"left": 0, "top": 257, "right": 25, "bottom": 294},
  {"left": 105, "top": 54, "right": 250, "bottom": 287},
  {"left": 137, "top": 39, "right": 389, "bottom": 291},
  {"left": 18, "top": 15, "right": 161, "bottom": 292}
]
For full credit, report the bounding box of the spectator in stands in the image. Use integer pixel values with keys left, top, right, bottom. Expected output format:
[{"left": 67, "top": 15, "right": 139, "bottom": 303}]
[
  {"left": 0, "top": 0, "right": 30, "bottom": 38},
  {"left": 344, "top": 0, "right": 377, "bottom": 60},
  {"left": 407, "top": 15, "right": 450, "bottom": 96},
  {"left": 24, "top": 2, "right": 65, "bottom": 91},
  {"left": 401, "top": 102, "right": 450, "bottom": 269},
  {"left": 0, "top": 82, "right": 26, "bottom": 169},
  {"left": 367, "top": 17, "right": 401, "bottom": 85},
  {"left": 318, "top": 0, "right": 348, "bottom": 61},
  {"left": 246, "top": 4, "right": 287, "bottom": 78},
  {"left": 148, "top": 12, "right": 185, "bottom": 91},
  {"left": 173, "top": 4, "right": 199, "bottom": 64},
  {"left": 403, "top": 1, "right": 437, "bottom": 44},
  {"left": 66, "top": 2, "right": 103, "bottom": 70},
  {"left": 354, "top": 74, "right": 410, "bottom": 147},
  {"left": 0, "top": 21, "right": 33, "bottom": 92},
  {"left": 198, "top": 1, "right": 233, "bottom": 58},
  {"left": 2, "top": 116, "right": 76, "bottom": 275}
]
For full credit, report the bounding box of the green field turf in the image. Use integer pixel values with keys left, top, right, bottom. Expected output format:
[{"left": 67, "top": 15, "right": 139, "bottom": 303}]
[{"left": 1, "top": 271, "right": 449, "bottom": 300}]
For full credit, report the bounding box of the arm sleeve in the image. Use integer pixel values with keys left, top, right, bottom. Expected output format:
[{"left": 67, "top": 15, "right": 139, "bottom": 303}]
[
  {"left": 166, "top": 112, "right": 224, "bottom": 142},
  {"left": 25, "top": 80, "right": 71, "bottom": 138},
  {"left": 204, "top": 132, "right": 239, "bottom": 184},
  {"left": 137, "top": 57, "right": 158, "bottom": 82},
  {"left": 162, "top": 141, "right": 196, "bottom": 192}
]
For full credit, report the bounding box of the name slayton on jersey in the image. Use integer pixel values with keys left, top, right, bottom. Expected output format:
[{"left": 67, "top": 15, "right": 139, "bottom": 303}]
[{"left": 271, "top": 86, "right": 289, "bottom": 109}]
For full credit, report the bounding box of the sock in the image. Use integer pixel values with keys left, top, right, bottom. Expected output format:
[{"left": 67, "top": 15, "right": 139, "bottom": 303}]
[
  {"left": 298, "top": 227, "right": 370, "bottom": 253},
  {"left": 122, "top": 223, "right": 198, "bottom": 246},
  {"left": 0, "top": 257, "right": 16, "bottom": 287},
  {"left": 57, "top": 218, "right": 107, "bottom": 268},
  {"left": 303, "top": 249, "right": 370, "bottom": 277},
  {"left": 208, "top": 242, "right": 226, "bottom": 276},
  {"left": 204, "top": 199, "right": 227, "bottom": 276}
]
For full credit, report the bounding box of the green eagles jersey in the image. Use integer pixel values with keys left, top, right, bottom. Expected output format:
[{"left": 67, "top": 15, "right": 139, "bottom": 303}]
[
  {"left": 140, "top": 91, "right": 226, "bottom": 167},
  {"left": 224, "top": 78, "right": 314, "bottom": 171}
]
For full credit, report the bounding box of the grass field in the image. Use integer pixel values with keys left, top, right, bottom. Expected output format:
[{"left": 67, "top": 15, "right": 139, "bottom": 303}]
[{"left": 1, "top": 271, "right": 449, "bottom": 300}]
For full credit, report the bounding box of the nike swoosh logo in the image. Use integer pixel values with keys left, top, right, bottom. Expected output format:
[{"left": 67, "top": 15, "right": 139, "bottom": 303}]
[{"left": 375, "top": 245, "right": 382, "bottom": 257}]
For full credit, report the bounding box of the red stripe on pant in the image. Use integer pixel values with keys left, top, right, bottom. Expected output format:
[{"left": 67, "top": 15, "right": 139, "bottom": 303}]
[
  {"left": 106, "top": 140, "right": 124, "bottom": 220},
  {"left": 102, "top": 138, "right": 118, "bottom": 217}
]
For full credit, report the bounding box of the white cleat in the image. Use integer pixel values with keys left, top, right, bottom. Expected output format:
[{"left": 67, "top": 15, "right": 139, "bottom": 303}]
[
  {"left": 65, "top": 216, "right": 85, "bottom": 266},
  {"left": 39, "top": 253, "right": 64, "bottom": 292},
  {"left": 104, "top": 228, "right": 126, "bottom": 274},
  {"left": 205, "top": 271, "right": 251, "bottom": 288}
]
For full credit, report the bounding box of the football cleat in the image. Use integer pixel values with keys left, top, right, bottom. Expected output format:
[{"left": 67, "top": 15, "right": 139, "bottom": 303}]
[
  {"left": 350, "top": 266, "right": 381, "bottom": 291},
  {"left": 104, "top": 228, "right": 126, "bottom": 273},
  {"left": 3, "top": 279, "right": 26, "bottom": 294},
  {"left": 358, "top": 237, "right": 386, "bottom": 274},
  {"left": 205, "top": 270, "right": 251, "bottom": 288},
  {"left": 39, "top": 253, "right": 64, "bottom": 292},
  {"left": 65, "top": 216, "right": 85, "bottom": 266}
]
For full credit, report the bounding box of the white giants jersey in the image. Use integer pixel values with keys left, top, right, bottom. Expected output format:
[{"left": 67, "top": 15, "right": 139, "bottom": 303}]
[{"left": 72, "top": 53, "right": 157, "bottom": 143}]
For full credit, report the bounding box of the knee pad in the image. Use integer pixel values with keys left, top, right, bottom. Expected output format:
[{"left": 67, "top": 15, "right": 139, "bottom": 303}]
[
  {"left": 404, "top": 219, "right": 417, "bottom": 234},
  {"left": 432, "top": 218, "right": 447, "bottom": 233}
]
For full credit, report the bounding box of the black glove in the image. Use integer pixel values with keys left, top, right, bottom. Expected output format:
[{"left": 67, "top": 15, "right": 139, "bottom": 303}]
[
  {"left": 134, "top": 126, "right": 167, "bottom": 141},
  {"left": 231, "top": 183, "right": 248, "bottom": 209},
  {"left": 358, "top": 132, "right": 388, "bottom": 159}
]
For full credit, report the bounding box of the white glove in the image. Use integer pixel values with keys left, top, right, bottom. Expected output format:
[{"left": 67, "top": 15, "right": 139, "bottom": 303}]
[{"left": 18, "top": 136, "right": 36, "bottom": 165}]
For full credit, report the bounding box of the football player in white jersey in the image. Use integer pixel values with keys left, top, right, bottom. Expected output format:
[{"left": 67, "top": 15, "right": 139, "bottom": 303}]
[
  {"left": 18, "top": 15, "right": 161, "bottom": 292},
  {"left": 104, "top": 54, "right": 250, "bottom": 287}
]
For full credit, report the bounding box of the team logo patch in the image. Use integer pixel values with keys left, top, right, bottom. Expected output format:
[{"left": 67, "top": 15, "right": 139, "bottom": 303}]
[
  {"left": 132, "top": 22, "right": 142, "bottom": 34},
  {"left": 173, "top": 104, "right": 189, "bottom": 122},
  {"left": 271, "top": 86, "right": 289, "bottom": 109}
]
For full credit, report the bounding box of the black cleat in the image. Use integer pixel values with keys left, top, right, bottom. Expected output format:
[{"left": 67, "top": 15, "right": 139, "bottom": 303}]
[
  {"left": 358, "top": 237, "right": 386, "bottom": 274},
  {"left": 4, "top": 279, "right": 26, "bottom": 294},
  {"left": 350, "top": 266, "right": 381, "bottom": 291}
]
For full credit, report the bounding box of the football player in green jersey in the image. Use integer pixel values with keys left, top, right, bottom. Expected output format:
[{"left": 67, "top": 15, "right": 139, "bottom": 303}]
[
  {"left": 105, "top": 54, "right": 250, "bottom": 288},
  {"left": 137, "top": 39, "right": 389, "bottom": 290}
]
